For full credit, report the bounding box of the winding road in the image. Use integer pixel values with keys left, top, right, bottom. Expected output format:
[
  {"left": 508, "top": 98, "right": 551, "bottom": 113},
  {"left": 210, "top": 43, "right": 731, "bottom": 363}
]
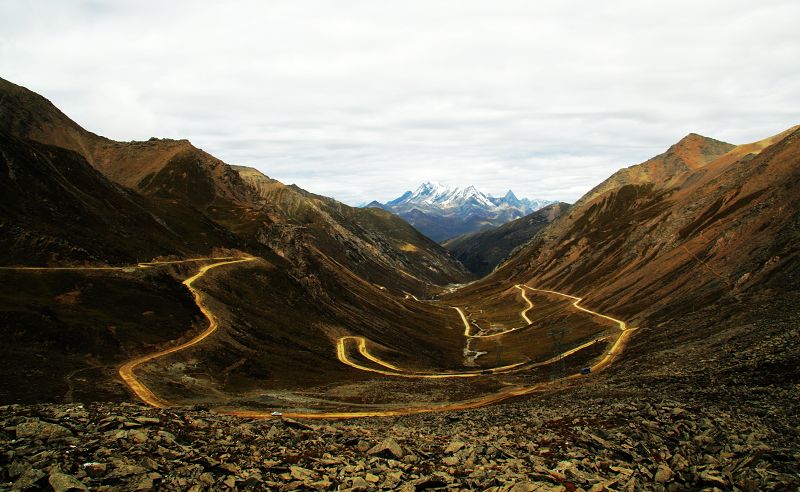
[
  {"left": 335, "top": 285, "right": 628, "bottom": 382},
  {"left": 336, "top": 335, "right": 528, "bottom": 378},
  {"left": 4, "top": 256, "right": 634, "bottom": 418},
  {"left": 0, "top": 257, "right": 247, "bottom": 272},
  {"left": 2, "top": 256, "right": 255, "bottom": 409},
  {"left": 273, "top": 285, "right": 634, "bottom": 418},
  {"left": 118, "top": 257, "right": 257, "bottom": 408}
]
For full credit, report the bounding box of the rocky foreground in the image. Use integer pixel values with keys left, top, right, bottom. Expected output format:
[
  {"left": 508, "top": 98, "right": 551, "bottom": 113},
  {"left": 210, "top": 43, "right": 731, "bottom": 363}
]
[{"left": 2, "top": 381, "right": 798, "bottom": 492}]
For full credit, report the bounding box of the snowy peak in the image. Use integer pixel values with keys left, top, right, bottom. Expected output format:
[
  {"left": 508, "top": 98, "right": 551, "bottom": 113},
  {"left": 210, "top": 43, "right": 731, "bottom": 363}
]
[
  {"left": 410, "top": 182, "right": 462, "bottom": 206},
  {"left": 386, "top": 190, "right": 413, "bottom": 206},
  {"left": 365, "top": 183, "right": 556, "bottom": 241},
  {"left": 400, "top": 182, "right": 510, "bottom": 211},
  {"left": 504, "top": 190, "right": 519, "bottom": 202}
]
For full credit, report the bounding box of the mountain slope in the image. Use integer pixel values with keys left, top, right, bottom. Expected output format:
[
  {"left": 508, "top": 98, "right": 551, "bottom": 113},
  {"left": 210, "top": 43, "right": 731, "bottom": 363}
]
[
  {"left": 0, "top": 129, "right": 242, "bottom": 265},
  {"left": 576, "top": 133, "right": 736, "bottom": 208},
  {"left": 3, "top": 75, "right": 797, "bottom": 442},
  {"left": 422, "top": 125, "right": 800, "bottom": 455},
  {"left": 0, "top": 77, "right": 468, "bottom": 288},
  {"left": 442, "top": 127, "right": 800, "bottom": 445},
  {"left": 0, "top": 77, "right": 250, "bottom": 205},
  {"left": 368, "top": 182, "right": 554, "bottom": 241},
  {"left": 0, "top": 78, "right": 474, "bottom": 405},
  {"left": 234, "top": 166, "right": 470, "bottom": 287},
  {"left": 443, "top": 202, "right": 571, "bottom": 277},
  {"left": 461, "top": 127, "right": 800, "bottom": 328}
]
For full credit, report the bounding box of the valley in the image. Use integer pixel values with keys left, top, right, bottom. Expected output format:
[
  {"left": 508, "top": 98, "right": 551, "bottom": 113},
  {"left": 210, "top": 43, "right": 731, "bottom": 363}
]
[
  {"left": 1, "top": 253, "right": 625, "bottom": 418},
  {"left": 1, "top": 76, "right": 798, "bottom": 490}
]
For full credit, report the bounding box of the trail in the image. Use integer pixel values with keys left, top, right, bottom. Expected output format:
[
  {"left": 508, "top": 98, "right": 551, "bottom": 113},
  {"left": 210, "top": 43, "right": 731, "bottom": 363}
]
[
  {"left": 1, "top": 256, "right": 256, "bottom": 409},
  {"left": 519, "top": 286, "right": 634, "bottom": 373},
  {"left": 336, "top": 336, "right": 527, "bottom": 378},
  {"left": 337, "top": 285, "right": 541, "bottom": 378},
  {"left": 516, "top": 285, "right": 534, "bottom": 324},
  {"left": 453, "top": 285, "right": 534, "bottom": 339},
  {"left": 0, "top": 257, "right": 244, "bottom": 271},
  {"left": 681, "top": 244, "right": 733, "bottom": 288}
]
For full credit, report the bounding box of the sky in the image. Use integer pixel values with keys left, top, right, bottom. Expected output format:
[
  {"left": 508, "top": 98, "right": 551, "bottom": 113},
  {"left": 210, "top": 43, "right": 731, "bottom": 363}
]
[{"left": 1, "top": 1, "right": 798, "bottom": 205}]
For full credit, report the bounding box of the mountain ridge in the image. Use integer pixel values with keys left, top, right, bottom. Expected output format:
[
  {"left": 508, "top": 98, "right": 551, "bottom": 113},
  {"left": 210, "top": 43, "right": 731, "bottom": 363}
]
[
  {"left": 574, "top": 133, "right": 736, "bottom": 211},
  {"left": 0, "top": 77, "right": 478, "bottom": 411},
  {"left": 0, "top": 76, "right": 469, "bottom": 289},
  {"left": 463, "top": 124, "right": 800, "bottom": 326},
  {"left": 2, "top": 80, "right": 799, "bottom": 489}
]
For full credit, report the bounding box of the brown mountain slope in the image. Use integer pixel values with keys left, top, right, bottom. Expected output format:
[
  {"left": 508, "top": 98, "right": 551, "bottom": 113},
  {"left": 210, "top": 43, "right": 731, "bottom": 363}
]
[
  {"left": 0, "top": 77, "right": 249, "bottom": 204},
  {"left": 0, "top": 129, "right": 241, "bottom": 264},
  {"left": 0, "top": 79, "right": 477, "bottom": 406},
  {"left": 396, "top": 127, "right": 800, "bottom": 413},
  {"left": 4, "top": 76, "right": 796, "bottom": 424},
  {"left": 460, "top": 126, "right": 800, "bottom": 326},
  {"left": 0, "top": 78, "right": 100, "bottom": 160},
  {"left": 0, "top": 78, "right": 468, "bottom": 287},
  {"left": 442, "top": 202, "right": 571, "bottom": 277},
  {"left": 577, "top": 133, "right": 735, "bottom": 208},
  {"left": 441, "top": 126, "right": 800, "bottom": 430},
  {"left": 235, "top": 166, "right": 470, "bottom": 287}
]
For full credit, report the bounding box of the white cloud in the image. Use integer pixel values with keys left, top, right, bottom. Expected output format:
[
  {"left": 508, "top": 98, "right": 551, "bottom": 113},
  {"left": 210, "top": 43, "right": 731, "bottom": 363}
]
[{"left": 1, "top": 0, "right": 798, "bottom": 204}]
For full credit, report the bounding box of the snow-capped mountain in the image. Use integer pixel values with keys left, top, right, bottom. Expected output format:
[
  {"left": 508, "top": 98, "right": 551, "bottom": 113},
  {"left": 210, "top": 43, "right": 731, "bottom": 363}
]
[{"left": 365, "top": 182, "right": 555, "bottom": 242}]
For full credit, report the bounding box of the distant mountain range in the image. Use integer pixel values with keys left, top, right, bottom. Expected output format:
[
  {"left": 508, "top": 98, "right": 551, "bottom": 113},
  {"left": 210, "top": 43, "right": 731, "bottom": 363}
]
[{"left": 365, "top": 182, "right": 555, "bottom": 241}]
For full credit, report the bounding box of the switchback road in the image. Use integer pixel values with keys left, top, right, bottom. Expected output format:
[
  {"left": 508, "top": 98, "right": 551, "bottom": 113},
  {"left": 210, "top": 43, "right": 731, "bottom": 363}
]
[{"left": 4, "top": 257, "right": 633, "bottom": 418}]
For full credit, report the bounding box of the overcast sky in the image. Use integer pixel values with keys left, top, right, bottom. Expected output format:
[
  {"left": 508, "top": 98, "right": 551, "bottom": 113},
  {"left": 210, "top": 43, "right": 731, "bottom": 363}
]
[{"left": 1, "top": 1, "right": 798, "bottom": 204}]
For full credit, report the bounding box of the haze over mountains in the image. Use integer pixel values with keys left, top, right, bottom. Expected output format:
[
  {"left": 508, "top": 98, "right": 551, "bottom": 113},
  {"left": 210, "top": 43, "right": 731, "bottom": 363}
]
[
  {"left": 1, "top": 78, "right": 799, "bottom": 489},
  {"left": 366, "top": 182, "right": 555, "bottom": 241}
]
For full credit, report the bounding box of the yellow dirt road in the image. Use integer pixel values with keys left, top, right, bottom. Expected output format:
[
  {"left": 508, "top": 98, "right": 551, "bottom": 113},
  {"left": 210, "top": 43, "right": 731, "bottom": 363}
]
[
  {"left": 453, "top": 285, "right": 534, "bottom": 339},
  {"left": 332, "top": 284, "right": 630, "bottom": 382},
  {"left": 4, "top": 255, "right": 633, "bottom": 419},
  {"left": 336, "top": 285, "right": 541, "bottom": 378},
  {"left": 336, "top": 336, "right": 527, "bottom": 378},
  {"left": 251, "top": 284, "right": 634, "bottom": 419},
  {"left": 1, "top": 256, "right": 256, "bottom": 409},
  {"left": 519, "top": 286, "right": 634, "bottom": 374},
  {"left": 118, "top": 257, "right": 257, "bottom": 408},
  {"left": 125, "top": 278, "right": 634, "bottom": 417},
  {"left": 0, "top": 257, "right": 245, "bottom": 271}
]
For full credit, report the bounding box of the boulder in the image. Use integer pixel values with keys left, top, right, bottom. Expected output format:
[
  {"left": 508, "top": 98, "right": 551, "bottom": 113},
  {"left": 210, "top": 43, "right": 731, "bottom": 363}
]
[
  {"left": 48, "top": 472, "right": 88, "bottom": 492},
  {"left": 367, "top": 437, "right": 404, "bottom": 459},
  {"left": 15, "top": 420, "right": 72, "bottom": 440}
]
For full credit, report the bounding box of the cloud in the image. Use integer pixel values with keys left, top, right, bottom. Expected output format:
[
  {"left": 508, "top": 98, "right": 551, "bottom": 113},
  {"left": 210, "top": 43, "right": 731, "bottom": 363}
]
[{"left": 1, "top": 0, "right": 798, "bottom": 204}]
